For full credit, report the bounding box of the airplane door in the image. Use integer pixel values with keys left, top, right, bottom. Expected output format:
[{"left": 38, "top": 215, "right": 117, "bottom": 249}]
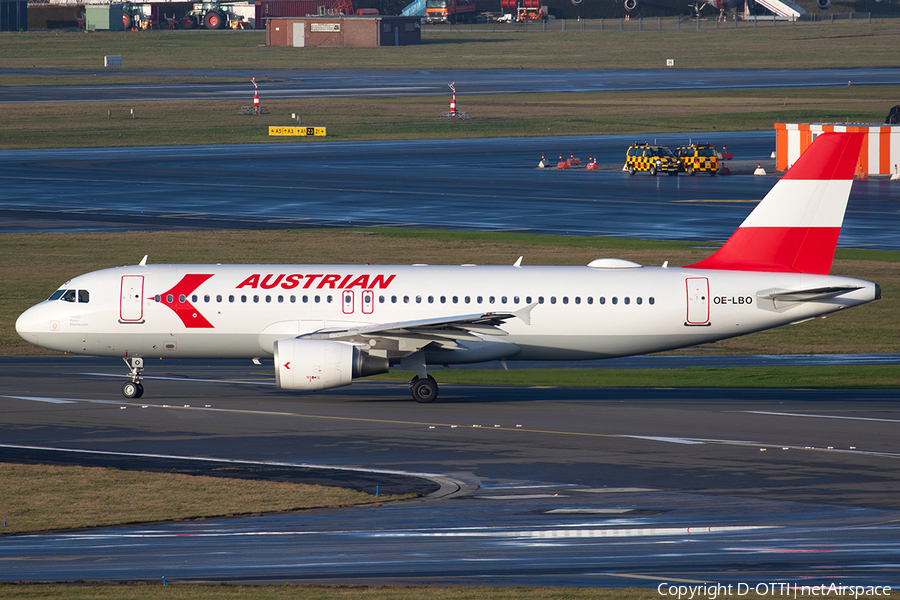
[
  {"left": 120, "top": 275, "right": 144, "bottom": 323},
  {"left": 362, "top": 290, "right": 374, "bottom": 314},
  {"left": 342, "top": 290, "right": 354, "bottom": 315},
  {"left": 685, "top": 277, "right": 710, "bottom": 326}
]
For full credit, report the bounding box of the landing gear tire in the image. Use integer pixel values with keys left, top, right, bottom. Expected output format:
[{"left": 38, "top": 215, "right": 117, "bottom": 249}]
[
  {"left": 122, "top": 381, "right": 143, "bottom": 399},
  {"left": 687, "top": 166, "right": 695, "bottom": 176},
  {"left": 410, "top": 375, "right": 439, "bottom": 403},
  {"left": 649, "top": 166, "right": 657, "bottom": 176},
  {"left": 627, "top": 166, "right": 635, "bottom": 176}
]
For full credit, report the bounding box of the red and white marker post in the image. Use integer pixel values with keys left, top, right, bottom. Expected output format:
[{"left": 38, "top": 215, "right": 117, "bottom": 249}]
[
  {"left": 448, "top": 82, "right": 457, "bottom": 119},
  {"left": 252, "top": 77, "right": 260, "bottom": 115}
]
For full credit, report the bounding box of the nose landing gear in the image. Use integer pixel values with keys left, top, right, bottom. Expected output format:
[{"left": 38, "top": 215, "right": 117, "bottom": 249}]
[{"left": 122, "top": 357, "right": 144, "bottom": 399}]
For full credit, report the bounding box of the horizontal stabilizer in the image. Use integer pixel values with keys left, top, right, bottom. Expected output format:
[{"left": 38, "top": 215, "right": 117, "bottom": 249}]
[{"left": 758, "top": 285, "right": 863, "bottom": 307}]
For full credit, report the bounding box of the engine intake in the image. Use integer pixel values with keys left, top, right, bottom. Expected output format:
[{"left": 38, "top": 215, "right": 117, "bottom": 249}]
[
  {"left": 624, "top": 0, "right": 638, "bottom": 11},
  {"left": 817, "top": 0, "right": 830, "bottom": 8},
  {"left": 273, "top": 339, "right": 389, "bottom": 391}
]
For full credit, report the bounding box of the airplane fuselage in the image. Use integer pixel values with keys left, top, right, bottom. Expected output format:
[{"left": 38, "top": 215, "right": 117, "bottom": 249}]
[{"left": 16, "top": 262, "right": 877, "bottom": 364}]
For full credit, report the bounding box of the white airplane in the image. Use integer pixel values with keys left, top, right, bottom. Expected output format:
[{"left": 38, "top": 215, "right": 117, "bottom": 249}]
[{"left": 16, "top": 133, "right": 879, "bottom": 403}]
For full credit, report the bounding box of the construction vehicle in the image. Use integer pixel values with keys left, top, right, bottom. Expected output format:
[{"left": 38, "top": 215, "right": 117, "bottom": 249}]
[
  {"left": 425, "top": 0, "right": 478, "bottom": 24},
  {"left": 181, "top": 2, "right": 248, "bottom": 29},
  {"left": 121, "top": 2, "right": 157, "bottom": 29},
  {"left": 499, "top": 0, "right": 548, "bottom": 22}
]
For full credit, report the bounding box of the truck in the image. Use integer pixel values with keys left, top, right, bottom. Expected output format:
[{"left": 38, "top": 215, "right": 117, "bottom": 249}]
[
  {"left": 499, "top": 0, "right": 547, "bottom": 22},
  {"left": 425, "top": 0, "right": 478, "bottom": 24}
]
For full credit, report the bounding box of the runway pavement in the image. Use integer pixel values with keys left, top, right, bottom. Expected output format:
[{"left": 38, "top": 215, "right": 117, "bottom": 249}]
[
  {"left": 3, "top": 68, "right": 899, "bottom": 103},
  {"left": 2, "top": 356, "right": 899, "bottom": 586},
  {"left": 3, "top": 132, "right": 899, "bottom": 249}
]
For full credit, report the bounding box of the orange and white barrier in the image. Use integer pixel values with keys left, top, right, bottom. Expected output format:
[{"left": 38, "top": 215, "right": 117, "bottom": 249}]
[{"left": 775, "top": 123, "right": 900, "bottom": 176}]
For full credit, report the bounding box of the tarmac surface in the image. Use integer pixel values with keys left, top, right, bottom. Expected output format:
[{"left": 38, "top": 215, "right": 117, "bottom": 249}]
[
  {"left": 2, "top": 356, "right": 900, "bottom": 586},
  {"left": 3, "top": 132, "right": 899, "bottom": 249},
  {"left": 2, "top": 67, "right": 899, "bottom": 102}
]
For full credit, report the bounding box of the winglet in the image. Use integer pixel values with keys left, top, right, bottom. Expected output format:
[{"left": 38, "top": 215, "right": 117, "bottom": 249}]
[
  {"left": 513, "top": 256, "right": 523, "bottom": 268},
  {"left": 139, "top": 255, "right": 148, "bottom": 267},
  {"left": 686, "top": 132, "right": 864, "bottom": 275}
]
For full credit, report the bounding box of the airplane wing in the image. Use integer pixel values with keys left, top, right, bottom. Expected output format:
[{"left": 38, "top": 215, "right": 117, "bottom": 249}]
[{"left": 303, "top": 304, "right": 536, "bottom": 352}]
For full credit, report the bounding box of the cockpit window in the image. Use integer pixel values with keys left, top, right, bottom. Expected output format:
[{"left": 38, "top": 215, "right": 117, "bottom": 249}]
[{"left": 55, "top": 289, "right": 89, "bottom": 303}]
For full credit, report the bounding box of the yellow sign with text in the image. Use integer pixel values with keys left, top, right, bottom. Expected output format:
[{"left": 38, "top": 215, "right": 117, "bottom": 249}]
[{"left": 268, "top": 127, "right": 327, "bottom": 137}]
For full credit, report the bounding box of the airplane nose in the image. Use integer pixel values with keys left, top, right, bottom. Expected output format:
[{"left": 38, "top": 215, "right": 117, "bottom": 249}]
[{"left": 15, "top": 305, "right": 42, "bottom": 344}]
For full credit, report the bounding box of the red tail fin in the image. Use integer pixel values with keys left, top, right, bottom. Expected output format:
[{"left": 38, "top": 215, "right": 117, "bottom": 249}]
[{"left": 687, "top": 132, "right": 864, "bottom": 275}]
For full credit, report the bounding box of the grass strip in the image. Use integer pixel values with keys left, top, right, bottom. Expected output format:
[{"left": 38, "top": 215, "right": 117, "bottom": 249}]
[
  {"left": 373, "top": 365, "right": 900, "bottom": 388},
  {"left": 0, "top": 463, "right": 411, "bottom": 536},
  {"left": 1, "top": 86, "right": 895, "bottom": 149},
  {"left": 1, "top": 24, "right": 899, "bottom": 71}
]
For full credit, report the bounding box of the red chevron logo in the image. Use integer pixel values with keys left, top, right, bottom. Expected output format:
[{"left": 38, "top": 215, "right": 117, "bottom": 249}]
[{"left": 151, "top": 274, "right": 215, "bottom": 329}]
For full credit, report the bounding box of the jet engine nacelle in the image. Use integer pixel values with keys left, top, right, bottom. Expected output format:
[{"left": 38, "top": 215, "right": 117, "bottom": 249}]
[
  {"left": 817, "top": 0, "right": 830, "bottom": 8},
  {"left": 623, "top": 0, "right": 638, "bottom": 11},
  {"left": 273, "top": 339, "right": 389, "bottom": 391}
]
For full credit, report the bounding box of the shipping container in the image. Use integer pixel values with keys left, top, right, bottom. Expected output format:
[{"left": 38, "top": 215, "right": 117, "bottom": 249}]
[{"left": 255, "top": 0, "right": 353, "bottom": 28}]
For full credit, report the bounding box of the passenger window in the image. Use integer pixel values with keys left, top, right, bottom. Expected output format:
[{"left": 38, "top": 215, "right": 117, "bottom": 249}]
[
  {"left": 587, "top": 297, "right": 593, "bottom": 305},
  {"left": 624, "top": 297, "right": 630, "bottom": 305},
  {"left": 599, "top": 297, "right": 606, "bottom": 305},
  {"left": 513, "top": 296, "right": 519, "bottom": 304},
  {"left": 465, "top": 296, "right": 471, "bottom": 304},
  {"left": 550, "top": 297, "right": 557, "bottom": 304},
  {"left": 49, "top": 290, "right": 65, "bottom": 301},
  {"left": 278, "top": 295, "right": 284, "bottom": 303},
  {"left": 379, "top": 295, "right": 385, "bottom": 303},
  {"left": 428, "top": 296, "right": 434, "bottom": 304},
  {"left": 290, "top": 295, "right": 296, "bottom": 303},
  {"left": 391, "top": 296, "right": 397, "bottom": 303},
  {"left": 217, "top": 295, "right": 222, "bottom": 303},
  {"left": 155, "top": 294, "right": 161, "bottom": 303},
  {"left": 266, "top": 295, "right": 272, "bottom": 303},
  {"left": 501, "top": 296, "right": 507, "bottom": 304},
  {"left": 204, "top": 295, "right": 210, "bottom": 303},
  {"left": 575, "top": 297, "right": 580, "bottom": 304},
  {"left": 167, "top": 294, "right": 174, "bottom": 303},
  {"left": 241, "top": 295, "right": 247, "bottom": 303},
  {"left": 649, "top": 297, "right": 655, "bottom": 305},
  {"left": 477, "top": 296, "right": 483, "bottom": 304},
  {"left": 440, "top": 296, "right": 446, "bottom": 303},
  {"left": 179, "top": 294, "right": 186, "bottom": 303},
  {"left": 538, "top": 296, "right": 544, "bottom": 304},
  {"left": 78, "top": 290, "right": 90, "bottom": 303},
  {"left": 562, "top": 297, "right": 568, "bottom": 305},
  {"left": 192, "top": 295, "right": 198, "bottom": 303},
  {"left": 452, "top": 296, "right": 458, "bottom": 303},
  {"left": 636, "top": 297, "right": 642, "bottom": 305},
  {"left": 229, "top": 295, "right": 235, "bottom": 303},
  {"left": 404, "top": 296, "right": 410, "bottom": 303},
  {"left": 612, "top": 297, "right": 618, "bottom": 305},
  {"left": 489, "top": 296, "right": 495, "bottom": 304},
  {"left": 526, "top": 296, "right": 532, "bottom": 304},
  {"left": 303, "top": 295, "right": 309, "bottom": 303},
  {"left": 315, "top": 296, "right": 321, "bottom": 303},
  {"left": 327, "top": 295, "right": 333, "bottom": 303}
]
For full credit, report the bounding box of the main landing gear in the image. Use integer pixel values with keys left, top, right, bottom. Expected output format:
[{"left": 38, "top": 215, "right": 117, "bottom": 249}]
[
  {"left": 122, "top": 357, "right": 144, "bottom": 399},
  {"left": 409, "top": 375, "right": 438, "bottom": 403}
]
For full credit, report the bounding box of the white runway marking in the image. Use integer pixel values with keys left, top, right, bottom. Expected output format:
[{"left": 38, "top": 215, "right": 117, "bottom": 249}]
[
  {"left": 623, "top": 435, "right": 706, "bottom": 445},
  {"left": 745, "top": 411, "right": 900, "bottom": 424},
  {"left": 1, "top": 395, "right": 75, "bottom": 404}
]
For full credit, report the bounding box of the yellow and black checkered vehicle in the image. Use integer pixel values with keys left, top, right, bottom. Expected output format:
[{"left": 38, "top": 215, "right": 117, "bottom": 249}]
[
  {"left": 674, "top": 144, "right": 719, "bottom": 176},
  {"left": 624, "top": 143, "right": 680, "bottom": 176}
]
